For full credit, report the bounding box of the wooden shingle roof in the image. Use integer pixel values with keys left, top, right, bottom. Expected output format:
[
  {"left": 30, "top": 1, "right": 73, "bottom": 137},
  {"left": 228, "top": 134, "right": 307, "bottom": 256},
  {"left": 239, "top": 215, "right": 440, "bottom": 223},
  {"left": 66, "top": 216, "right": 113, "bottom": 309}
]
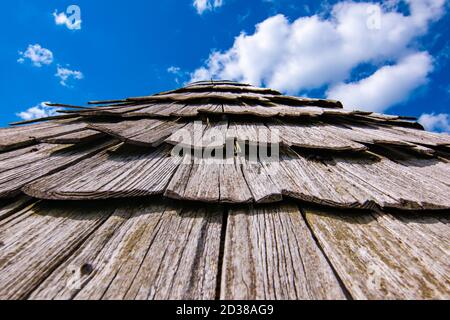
[{"left": 0, "top": 81, "right": 449, "bottom": 300}]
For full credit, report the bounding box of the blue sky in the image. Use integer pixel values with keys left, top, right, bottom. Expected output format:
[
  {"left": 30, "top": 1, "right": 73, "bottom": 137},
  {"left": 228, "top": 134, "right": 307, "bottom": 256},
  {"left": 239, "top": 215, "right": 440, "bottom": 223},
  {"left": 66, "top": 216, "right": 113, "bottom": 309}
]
[{"left": 1, "top": 0, "right": 449, "bottom": 132}]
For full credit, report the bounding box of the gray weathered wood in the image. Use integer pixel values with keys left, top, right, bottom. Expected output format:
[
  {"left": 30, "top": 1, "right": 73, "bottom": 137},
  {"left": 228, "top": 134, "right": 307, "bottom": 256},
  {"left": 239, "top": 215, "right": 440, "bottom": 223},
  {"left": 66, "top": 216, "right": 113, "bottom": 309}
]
[
  {"left": 29, "top": 201, "right": 223, "bottom": 300},
  {"left": 304, "top": 206, "right": 450, "bottom": 300},
  {"left": 88, "top": 119, "right": 185, "bottom": 146},
  {"left": 221, "top": 203, "right": 347, "bottom": 300},
  {"left": 165, "top": 121, "right": 229, "bottom": 149},
  {"left": 183, "top": 158, "right": 221, "bottom": 203},
  {"left": 0, "top": 140, "right": 118, "bottom": 198},
  {"left": 0, "top": 196, "right": 35, "bottom": 221},
  {"left": 272, "top": 121, "right": 368, "bottom": 151},
  {"left": 0, "top": 121, "right": 87, "bottom": 152},
  {"left": 219, "top": 158, "right": 253, "bottom": 203},
  {"left": 39, "top": 129, "right": 105, "bottom": 144},
  {"left": 223, "top": 104, "right": 279, "bottom": 117},
  {"left": 333, "top": 155, "right": 450, "bottom": 210},
  {"left": 24, "top": 145, "right": 181, "bottom": 200},
  {"left": 240, "top": 156, "right": 283, "bottom": 203},
  {"left": 0, "top": 201, "right": 115, "bottom": 299}
]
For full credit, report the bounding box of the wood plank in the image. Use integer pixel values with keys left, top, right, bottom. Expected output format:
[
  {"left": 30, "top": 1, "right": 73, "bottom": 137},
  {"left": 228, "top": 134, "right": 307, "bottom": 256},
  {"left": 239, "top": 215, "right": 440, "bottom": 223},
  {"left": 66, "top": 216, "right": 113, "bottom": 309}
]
[
  {"left": 237, "top": 146, "right": 447, "bottom": 211},
  {"left": 122, "top": 204, "right": 223, "bottom": 300},
  {"left": 223, "top": 104, "right": 279, "bottom": 117},
  {"left": 197, "top": 104, "right": 224, "bottom": 115},
  {"left": 167, "top": 84, "right": 281, "bottom": 95},
  {"left": 0, "top": 144, "right": 59, "bottom": 173},
  {"left": 379, "top": 211, "right": 450, "bottom": 244},
  {"left": 183, "top": 158, "right": 221, "bottom": 203},
  {"left": 128, "top": 121, "right": 186, "bottom": 147},
  {"left": 88, "top": 119, "right": 165, "bottom": 140},
  {"left": 333, "top": 156, "right": 450, "bottom": 210},
  {"left": 273, "top": 150, "right": 396, "bottom": 209},
  {"left": 122, "top": 102, "right": 180, "bottom": 117},
  {"left": 383, "top": 125, "right": 450, "bottom": 146},
  {"left": 395, "top": 158, "right": 450, "bottom": 187},
  {"left": 171, "top": 104, "right": 202, "bottom": 117},
  {"left": 0, "top": 196, "right": 35, "bottom": 221},
  {"left": 24, "top": 145, "right": 181, "bottom": 200},
  {"left": 39, "top": 129, "right": 105, "bottom": 144},
  {"left": 219, "top": 158, "right": 253, "bottom": 203},
  {"left": 164, "top": 155, "right": 194, "bottom": 200},
  {"left": 269, "top": 96, "right": 343, "bottom": 109},
  {"left": 320, "top": 123, "right": 409, "bottom": 146},
  {"left": 221, "top": 203, "right": 347, "bottom": 300},
  {"left": 240, "top": 156, "right": 282, "bottom": 203},
  {"left": 342, "top": 123, "right": 428, "bottom": 146},
  {"left": 229, "top": 122, "right": 282, "bottom": 146},
  {"left": 202, "top": 121, "right": 229, "bottom": 149},
  {"left": 272, "top": 121, "right": 368, "bottom": 151},
  {"left": 304, "top": 206, "right": 450, "bottom": 299},
  {"left": 73, "top": 104, "right": 150, "bottom": 116},
  {"left": 166, "top": 155, "right": 254, "bottom": 204},
  {"left": 165, "top": 121, "right": 228, "bottom": 149},
  {"left": 89, "top": 119, "right": 184, "bottom": 147},
  {"left": 29, "top": 201, "right": 223, "bottom": 300},
  {"left": 0, "top": 121, "right": 86, "bottom": 152},
  {"left": 0, "top": 201, "right": 115, "bottom": 299},
  {"left": 0, "top": 139, "right": 118, "bottom": 198},
  {"left": 271, "top": 105, "right": 324, "bottom": 117}
]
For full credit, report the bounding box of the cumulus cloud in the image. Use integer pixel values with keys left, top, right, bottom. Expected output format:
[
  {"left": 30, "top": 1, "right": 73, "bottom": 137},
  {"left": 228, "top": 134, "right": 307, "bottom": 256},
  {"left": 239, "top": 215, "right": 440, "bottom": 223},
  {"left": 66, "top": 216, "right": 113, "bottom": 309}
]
[
  {"left": 191, "top": 0, "right": 445, "bottom": 111},
  {"left": 55, "top": 66, "right": 84, "bottom": 87},
  {"left": 193, "top": 0, "right": 224, "bottom": 15},
  {"left": 53, "top": 7, "right": 82, "bottom": 30},
  {"left": 17, "top": 44, "right": 54, "bottom": 67},
  {"left": 327, "top": 52, "right": 433, "bottom": 112},
  {"left": 419, "top": 113, "right": 450, "bottom": 133},
  {"left": 16, "top": 102, "right": 58, "bottom": 121}
]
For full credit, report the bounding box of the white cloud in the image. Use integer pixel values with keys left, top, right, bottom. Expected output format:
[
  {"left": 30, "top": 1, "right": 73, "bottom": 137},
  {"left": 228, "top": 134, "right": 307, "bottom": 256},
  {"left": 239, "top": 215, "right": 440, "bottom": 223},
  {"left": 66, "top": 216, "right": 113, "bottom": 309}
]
[
  {"left": 419, "top": 113, "right": 450, "bottom": 133},
  {"left": 18, "top": 44, "right": 54, "bottom": 67},
  {"left": 193, "top": 0, "right": 224, "bottom": 15},
  {"left": 191, "top": 0, "right": 445, "bottom": 111},
  {"left": 55, "top": 66, "right": 84, "bottom": 87},
  {"left": 53, "top": 9, "right": 82, "bottom": 30},
  {"left": 167, "top": 66, "right": 189, "bottom": 85},
  {"left": 326, "top": 52, "right": 433, "bottom": 112},
  {"left": 167, "top": 66, "right": 181, "bottom": 74},
  {"left": 16, "top": 102, "right": 58, "bottom": 121}
]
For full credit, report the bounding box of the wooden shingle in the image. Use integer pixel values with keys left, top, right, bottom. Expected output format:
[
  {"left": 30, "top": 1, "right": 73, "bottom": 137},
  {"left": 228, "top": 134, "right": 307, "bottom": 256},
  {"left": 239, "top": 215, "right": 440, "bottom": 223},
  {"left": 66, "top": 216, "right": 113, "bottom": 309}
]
[{"left": 0, "top": 80, "right": 449, "bottom": 300}]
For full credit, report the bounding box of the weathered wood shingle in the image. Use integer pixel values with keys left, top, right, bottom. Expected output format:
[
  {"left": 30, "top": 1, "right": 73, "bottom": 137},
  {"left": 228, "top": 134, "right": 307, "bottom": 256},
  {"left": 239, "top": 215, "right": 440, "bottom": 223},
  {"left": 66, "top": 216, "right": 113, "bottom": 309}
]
[{"left": 0, "top": 80, "right": 449, "bottom": 300}]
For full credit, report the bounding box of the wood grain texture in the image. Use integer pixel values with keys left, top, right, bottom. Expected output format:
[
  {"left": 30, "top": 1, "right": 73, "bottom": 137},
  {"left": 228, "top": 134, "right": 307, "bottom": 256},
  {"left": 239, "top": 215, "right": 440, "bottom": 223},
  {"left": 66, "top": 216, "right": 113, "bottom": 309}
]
[
  {"left": 223, "top": 104, "right": 279, "bottom": 117},
  {"left": 24, "top": 145, "right": 180, "bottom": 200},
  {"left": 0, "top": 196, "right": 35, "bottom": 221},
  {"left": 29, "top": 201, "right": 223, "bottom": 300},
  {"left": 88, "top": 119, "right": 185, "bottom": 146},
  {"left": 229, "top": 122, "right": 282, "bottom": 146},
  {"left": 39, "top": 129, "right": 105, "bottom": 144},
  {"left": 183, "top": 158, "right": 221, "bottom": 203},
  {"left": 0, "top": 139, "right": 118, "bottom": 198},
  {"left": 219, "top": 158, "right": 253, "bottom": 203},
  {"left": 0, "top": 80, "right": 449, "bottom": 302},
  {"left": 0, "top": 121, "right": 87, "bottom": 152},
  {"left": 165, "top": 121, "right": 229, "bottom": 149},
  {"left": 272, "top": 121, "right": 368, "bottom": 151},
  {"left": 332, "top": 155, "right": 450, "bottom": 210},
  {"left": 304, "top": 206, "right": 450, "bottom": 300},
  {"left": 240, "top": 156, "right": 283, "bottom": 203},
  {"left": 0, "top": 201, "right": 115, "bottom": 299},
  {"left": 221, "top": 203, "right": 347, "bottom": 300}
]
